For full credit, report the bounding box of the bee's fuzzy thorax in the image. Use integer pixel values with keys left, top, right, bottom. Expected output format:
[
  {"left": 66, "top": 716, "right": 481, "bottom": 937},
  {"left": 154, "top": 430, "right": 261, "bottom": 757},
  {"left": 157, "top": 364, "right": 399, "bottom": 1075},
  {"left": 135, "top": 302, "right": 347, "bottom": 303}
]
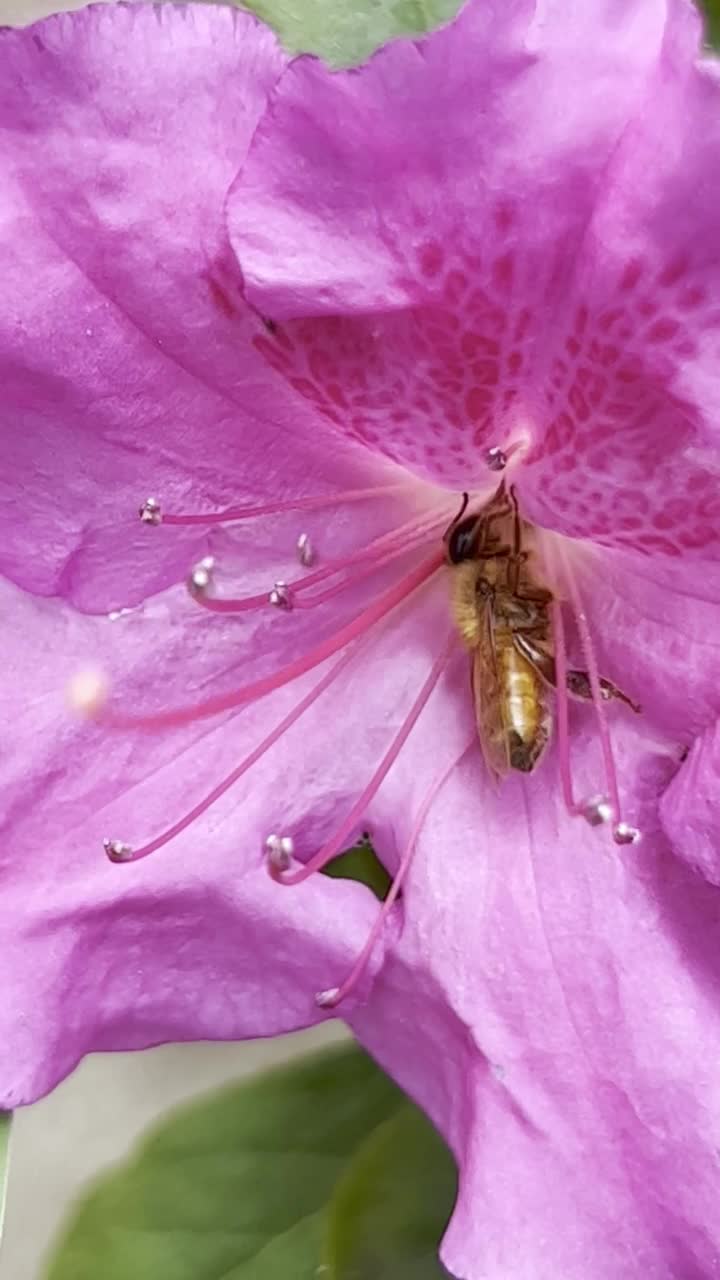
[{"left": 449, "top": 560, "right": 487, "bottom": 649}]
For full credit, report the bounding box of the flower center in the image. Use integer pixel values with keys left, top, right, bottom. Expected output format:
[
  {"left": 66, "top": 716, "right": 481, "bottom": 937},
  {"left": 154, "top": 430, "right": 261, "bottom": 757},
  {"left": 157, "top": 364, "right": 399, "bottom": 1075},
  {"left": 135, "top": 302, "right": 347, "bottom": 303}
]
[{"left": 74, "top": 449, "right": 640, "bottom": 1009}]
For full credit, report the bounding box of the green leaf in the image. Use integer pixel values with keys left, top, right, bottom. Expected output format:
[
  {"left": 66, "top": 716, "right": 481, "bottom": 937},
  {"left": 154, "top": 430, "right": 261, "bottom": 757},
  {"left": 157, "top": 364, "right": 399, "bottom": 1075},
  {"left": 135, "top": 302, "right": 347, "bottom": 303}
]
[
  {"left": 237, "top": 0, "right": 462, "bottom": 67},
  {"left": 0, "top": 1112, "right": 11, "bottom": 1242},
  {"left": 45, "top": 1045, "right": 404, "bottom": 1280},
  {"left": 238, "top": 0, "right": 719, "bottom": 67},
  {"left": 325, "top": 1102, "right": 457, "bottom": 1279},
  {"left": 701, "top": 0, "right": 720, "bottom": 48},
  {"left": 322, "top": 839, "right": 392, "bottom": 901}
]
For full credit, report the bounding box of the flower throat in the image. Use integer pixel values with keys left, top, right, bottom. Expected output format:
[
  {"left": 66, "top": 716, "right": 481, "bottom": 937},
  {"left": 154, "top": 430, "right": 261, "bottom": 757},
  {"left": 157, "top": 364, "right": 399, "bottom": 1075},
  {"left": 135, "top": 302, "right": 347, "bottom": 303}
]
[{"left": 74, "top": 448, "right": 641, "bottom": 1011}]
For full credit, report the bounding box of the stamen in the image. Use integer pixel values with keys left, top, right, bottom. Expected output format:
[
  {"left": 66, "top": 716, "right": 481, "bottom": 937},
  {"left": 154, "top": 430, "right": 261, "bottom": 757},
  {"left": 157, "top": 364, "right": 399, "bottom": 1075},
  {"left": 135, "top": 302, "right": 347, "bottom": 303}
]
[
  {"left": 551, "top": 598, "right": 583, "bottom": 818},
  {"left": 483, "top": 439, "right": 527, "bottom": 473},
  {"left": 296, "top": 533, "right": 314, "bottom": 567},
  {"left": 557, "top": 545, "right": 640, "bottom": 845},
  {"left": 103, "top": 645, "right": 359, "bottom": 863},
  {"left": 315, "top": 987, "right": 340, "bottom": 1008},
  {"left": 484, "top": 446, "right": 508, "bottom": 472},
  {"left": 581, "top": 795, "right": 613, "bottom": 827},
  {"left": 291, "top": 517, "right": 442, "bottom": 611},
  {"left": 90, "top": 550, "right": 443, "bottom": 730},
  {"left": 268, "top": 581, "right": 293, "bottom": 610},
  {"left": 187, "top": 556, "right": 215, "bottom": 597},
  {"left": 157, "top": 484, "right": 411, "bottom": 528},
  {"left": 103, "top": 838, "right": 134, "bottom": 862},
  {"left": 314, "top": 737, "right": 473, "bottom": 1010},
  {"left": 271, "top": 631, "right": 456, "bottom": 887},
  {"left": 188, "top": 509, "right": 447, "bottom": 617},
  {"left": 264, "top": 834, "right": 295, "bottom": 872},
  {"left": 139, "top": 497, "right": 162, "bottom": 525},
  {"left": 613, "top": 821, "right": 641, "bottom": 846}
]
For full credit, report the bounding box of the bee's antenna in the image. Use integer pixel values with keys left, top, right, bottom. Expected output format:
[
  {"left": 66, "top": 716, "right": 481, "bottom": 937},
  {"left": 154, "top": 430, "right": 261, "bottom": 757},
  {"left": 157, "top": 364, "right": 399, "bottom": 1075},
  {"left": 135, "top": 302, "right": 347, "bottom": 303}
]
[
  {"left": 508, "top": 484, "right": 521, "bottom": 556},
  {"left": 443, "top": 491, "right": 469, "bottom": 541}
]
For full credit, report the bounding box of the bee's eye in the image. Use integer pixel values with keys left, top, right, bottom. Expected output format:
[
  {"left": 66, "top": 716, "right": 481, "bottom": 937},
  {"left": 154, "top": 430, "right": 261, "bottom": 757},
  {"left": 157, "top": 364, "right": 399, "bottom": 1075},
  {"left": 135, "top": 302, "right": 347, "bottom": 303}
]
[{"left": 447, "top": 515, "right": 480, "bottom": 564}]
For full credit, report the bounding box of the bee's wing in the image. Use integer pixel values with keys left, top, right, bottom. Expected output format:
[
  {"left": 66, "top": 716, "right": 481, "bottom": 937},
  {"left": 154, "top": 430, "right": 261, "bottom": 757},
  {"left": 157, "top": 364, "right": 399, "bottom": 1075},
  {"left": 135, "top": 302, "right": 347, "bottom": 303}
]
[
  {"left": 513, "top": 632, "right": 556, "bottom": 686},
  {"left": 472, "top": 600, "right": 511, "bottom": 779}
]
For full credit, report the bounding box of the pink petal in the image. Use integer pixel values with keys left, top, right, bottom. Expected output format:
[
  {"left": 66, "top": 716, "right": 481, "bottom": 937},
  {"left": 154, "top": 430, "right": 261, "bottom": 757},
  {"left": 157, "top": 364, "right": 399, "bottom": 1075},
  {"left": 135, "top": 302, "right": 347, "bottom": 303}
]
[
  {"left": 4, "top": 576, "right": 460, "bottom": 1102},
  {"left": 521, "top": 11, "right": 720, "bottom": 557},
  {"left": 660, "top": 719, "right": 720, "bottom": 886},
  {"left": 4, "top": 12, "right": 720, "bottom": 1274},
  {"left": 562, "top": 547, "right": 720, "bottom": 738},
  {"left": 350, "top": 719, "right": 720, "bottom": 1279},
  {"left": 228, "top": 0, "right": 720, "bottom": 557},
  {"left": 0, "top": 5, "right": 409, "bottom": 612}
]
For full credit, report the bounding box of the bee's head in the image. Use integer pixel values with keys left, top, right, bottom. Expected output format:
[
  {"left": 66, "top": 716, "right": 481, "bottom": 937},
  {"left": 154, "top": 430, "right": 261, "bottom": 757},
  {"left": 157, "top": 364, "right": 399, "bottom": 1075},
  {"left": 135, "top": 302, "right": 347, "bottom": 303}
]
[{"left": 445, "top": 512, "right": 482, "bottom": 564}]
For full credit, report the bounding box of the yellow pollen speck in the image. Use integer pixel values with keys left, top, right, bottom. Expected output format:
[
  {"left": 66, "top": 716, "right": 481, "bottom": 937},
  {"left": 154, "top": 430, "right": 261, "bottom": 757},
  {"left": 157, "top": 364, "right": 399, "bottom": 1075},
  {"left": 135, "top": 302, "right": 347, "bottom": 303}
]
[{"left": 67, "top": 668, "right": 108, "bottom": 716}]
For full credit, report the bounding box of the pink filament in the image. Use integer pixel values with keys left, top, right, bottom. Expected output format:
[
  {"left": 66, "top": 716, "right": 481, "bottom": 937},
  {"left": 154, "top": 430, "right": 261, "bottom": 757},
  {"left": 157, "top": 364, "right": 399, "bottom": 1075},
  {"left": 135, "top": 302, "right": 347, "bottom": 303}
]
[
  {"left": 293, "top": 516, "right": 445, "bottom": 610},
  {"left": 551, "top": 598, "right": 578, "bottom": 814},
  {"left": 320, "top": 738, "right": 474, "bottom": 1009},
  {"left": 273, "top": 631, "right": 457, "bottom": 887},
  {"left": 110, "top": 645, "right": 360, "bottom": 863},
  {"left": 191, "top": 586, "right": 268, "bottom": 614},
  {"left": 98, "top": 551, "right": 443, "bottom": 731},
  {"left": 558, "top": 547, "right": 623, "bottom": 825},
  {"left": 162, "top": 483, "right": 410, "bottom": 527},
  {"left": 192, "top": 509, "right": 447, "bottom": 616},
  {"left": 293, "top": 509, "right": 445, "bottom": 591}
]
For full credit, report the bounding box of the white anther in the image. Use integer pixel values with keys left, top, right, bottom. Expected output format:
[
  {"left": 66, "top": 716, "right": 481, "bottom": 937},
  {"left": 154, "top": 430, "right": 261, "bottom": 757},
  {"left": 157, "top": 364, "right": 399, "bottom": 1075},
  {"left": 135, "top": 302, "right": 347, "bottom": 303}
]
[
  {"left": 187, "top": 556, "right": 215, "bottom": 596},
  {"left": 107, "top": 607, "right": 134, "bottom": 622},
  {"left": 315, "top": 987, "right": 340, "bottom": 1009},
  {"left": 581, "top": 794, "right": 613, "bottom": 827},
  {"left": 103, "top": 838, "right": 134, "bottom": 863},
  {"left": 264, "top": 833, "right": 295, "bottom": 871},
  {"left": 268, "top": 581, "right": 293, "bottom": 610},
  {"left": 296, "top": 532, "right": 314, "bottom": 567},
  {"left": 68, "top": 668, "right": 108, "bottom": 716},
  {"left": 139, "top": 497, "right": 162, "bottom": 526},
  {"left": 613, "top": 822, "right": 641, "bottom": 846},
  {"left": 484, "top": 446, "right": 508, "bottom": 472}
]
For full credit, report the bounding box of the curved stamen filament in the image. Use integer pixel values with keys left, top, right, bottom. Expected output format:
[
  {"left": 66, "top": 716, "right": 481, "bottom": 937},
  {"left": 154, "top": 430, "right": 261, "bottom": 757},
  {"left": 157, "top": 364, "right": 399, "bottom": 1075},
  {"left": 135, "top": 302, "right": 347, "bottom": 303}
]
[
  {"left": 293, "top": 508, "right": 446, "bottom": 591},
  {"left": 160, "top": 484, "right": 412, "bottom": 527},
  {"left": 556, "top": 544, "right": 636, "bottom": 843},
  {"left": 316, "top": 737, "right": 474, "bottom": 1009},
  {"left": 292, "top": 515, "right": 446, "bottom": 609},
  {"left": 551, "top": 598, "right": 577, "bottom": 815},
  {"left": 104, "top": 645, "right": 362, "bottom": 863},
  {"left": 272, "top": 631, "right": 457, "bottom": 887},
  {"left": 95, "top": 551, "right": 444, "bottom": 731},
  {"left": 191, "top": 509, "right": 449, "bottom": 616},
  {"left": 561, "top": 559, "right": 621, "bottom": 823}
]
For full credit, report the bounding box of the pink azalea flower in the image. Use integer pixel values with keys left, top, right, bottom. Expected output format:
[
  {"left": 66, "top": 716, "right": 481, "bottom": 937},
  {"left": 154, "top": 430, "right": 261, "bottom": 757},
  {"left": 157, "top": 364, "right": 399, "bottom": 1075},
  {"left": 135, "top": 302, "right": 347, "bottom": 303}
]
[{"left": 3, "top": 1, "right": 720, "bottom": 1275}]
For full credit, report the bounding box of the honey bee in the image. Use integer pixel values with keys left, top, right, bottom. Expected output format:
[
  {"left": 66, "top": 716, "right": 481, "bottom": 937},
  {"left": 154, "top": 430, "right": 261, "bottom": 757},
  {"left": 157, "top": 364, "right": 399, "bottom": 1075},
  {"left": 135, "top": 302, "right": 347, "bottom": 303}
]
[{"left": 444, "top": 484, "right": 638, "bottom": 777}]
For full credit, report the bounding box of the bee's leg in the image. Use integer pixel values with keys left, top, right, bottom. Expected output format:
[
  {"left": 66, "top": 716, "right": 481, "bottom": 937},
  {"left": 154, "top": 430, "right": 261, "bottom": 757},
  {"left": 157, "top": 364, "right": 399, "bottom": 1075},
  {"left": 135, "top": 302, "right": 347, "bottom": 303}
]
[
  {"left": 506, "top": 486, "right": 544, "bottom": 593},
  {"left": 513, "top": 635, "right": 640, "bottom": 712},
  {"left": 479, "top": 542, "right": 512, "bottom": 559},
  {"left": 476, "top": 503, "right": 512, "bottom": 555},
  {"left": 511, "top": 575, "right": 553, "bottom": 605},
  {"left": 504, "top": 485, "right": 523, "bottom": 591},
  {"left": 565, "top": 670, "right": 641, "bottom": 714},
  {"left": 509, "top": 484, "right": 522, "bottom": 551},
  {"left": 505, "top": 487, "right": 555, "bottom": 599}
]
